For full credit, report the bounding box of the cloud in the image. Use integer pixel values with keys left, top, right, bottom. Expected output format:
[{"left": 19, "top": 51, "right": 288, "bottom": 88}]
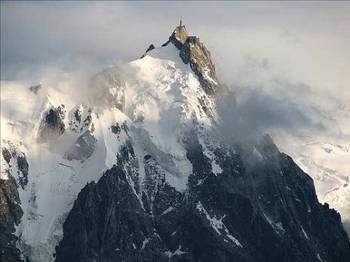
[
  {"left": 1, "top": 2, "right": 349, "bottom": 98},
  {"left": 215, "top": 51, "right": 349, "bottom": 144},
  {"left": 2, "top": 1, "right": 350, "bottom": 236},
  {"left": 1, "top": 1, "right": 349, "bottom": 140},
  {"left": 217, "top": 80, "right": 336, "bottom": 144}
]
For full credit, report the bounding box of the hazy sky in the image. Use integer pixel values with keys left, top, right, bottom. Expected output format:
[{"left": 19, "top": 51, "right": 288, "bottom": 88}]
[
  {"left": 1, "top": 1, "right": 349, "bottom": 96},
  {"left": 2, "top": 1, "right": 349, "bottom": 232},
  {"left": 1, "top": 1, "right": 350, "bottom": 135}
]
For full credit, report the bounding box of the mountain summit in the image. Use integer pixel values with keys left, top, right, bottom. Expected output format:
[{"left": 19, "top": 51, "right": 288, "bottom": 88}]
[
  {"left": 162, "top": 21, "right": 219, "bottom": 95},
  {"left": 169, "top": 19, "right": 188, "bottom": 48},
  {"left": 1, "top": 24, "right": 350, "bottom": 262}
]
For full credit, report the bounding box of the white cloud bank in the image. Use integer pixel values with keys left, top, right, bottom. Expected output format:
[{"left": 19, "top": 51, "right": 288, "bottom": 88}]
[{"left": 1, "top": 1, "right": 350, "bottom": 231}]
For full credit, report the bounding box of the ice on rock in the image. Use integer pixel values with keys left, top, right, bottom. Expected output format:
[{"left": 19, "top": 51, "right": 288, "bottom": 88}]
[{"left": 0, "top": 39, "right": 220, "bottom": 261}]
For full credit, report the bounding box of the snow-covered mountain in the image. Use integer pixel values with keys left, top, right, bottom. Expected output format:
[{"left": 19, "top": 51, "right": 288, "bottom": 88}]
[
  {"left": 276, "top": 135, "right": 350, "bottom": 234},
  {"left": 1, "top": 24, "right": 349, "bottom": 262},
  {"left": 269, "top": 93, "right": 350, "bottom": 235}
]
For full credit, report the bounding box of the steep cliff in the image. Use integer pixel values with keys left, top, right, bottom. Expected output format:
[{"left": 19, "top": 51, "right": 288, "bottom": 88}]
[{"left": 1, "top": 23, "right": 349, "bottom": 262}]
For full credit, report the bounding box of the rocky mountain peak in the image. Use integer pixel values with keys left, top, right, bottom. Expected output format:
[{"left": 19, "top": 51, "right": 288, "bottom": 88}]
[
  {"left": 141, "top": 21, "right": 219, "bottom": 96},
  {"left": 179, "top": 35, "right": 219, "bottom": 96},
  {"left": 169, "top": 22, "right": 188, "bottom": 49},
  {"left": 2, "top": 23, "right": 350, "bottom": 262},
  {"left": 166, "top": 21, "right": 219, "bottom": 96}
]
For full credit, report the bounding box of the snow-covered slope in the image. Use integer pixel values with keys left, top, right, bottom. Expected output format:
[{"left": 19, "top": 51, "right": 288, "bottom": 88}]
[
  {"left": 276, "top": 134, "right": 350, "bottom": 234},
  {"left": 1, "top": 25, "right": 349, "bottom": 262},
  {"left": 0, "top": 42, "right": 217, "bottom": 261},
  {"left": 272, "top": 99, "right": 350, "bottom": 234},
  {"left": 1, "top": 83, "right": 129, "bottom": 260}
]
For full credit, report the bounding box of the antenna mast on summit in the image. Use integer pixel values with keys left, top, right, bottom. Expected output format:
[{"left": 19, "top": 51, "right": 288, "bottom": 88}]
[{"left": 180, "top": 17, "right": 183, "bottom": 27}]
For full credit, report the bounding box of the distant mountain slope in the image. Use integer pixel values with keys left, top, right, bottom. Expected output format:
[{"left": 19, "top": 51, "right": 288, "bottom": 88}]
[
  {"left": 276, "top": 134, "right": 350, "bottom": 235},
  {"left": 1, "top": 24, "right": 349, "bottom": 262}
]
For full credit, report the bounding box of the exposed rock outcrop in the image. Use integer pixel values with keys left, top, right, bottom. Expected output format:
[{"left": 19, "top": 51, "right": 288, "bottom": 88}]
[
  {"left": 65, "top": 105, "right": 97, "bottom": 161},
  {"left": 37, "top": 106, "right": 66, "bottom": 143},
  {"left": 55, "top": 165, "right": 170, "bottom": 262},
  {"left": 55, "top": 133, "right": 350, "bottom": 262},
  {"left": 141, "top": 44, "right": 155, "bottom": 58},
  {"left": 165, "top": 23, "right": 219, "bottom": 96},
  {"left": 169, "top": 24, "right": 188, "bottom": 49},
  {"left": 0, "top": 146, "right": 28, "bottom": 262},
  {"left": 179, "top": 36, "right": 219, "bottom": 96},
  {"left": 65, "top": 130, "right": 96, "bottom": 161},
  {"left": 29, "top": 84, "right": 42, "bottom": 95},
  {"left": 4, "top": 23, "right": 350, "bottom": 262},
  {"left": 0, "top": 177, "right": 23, "bottom": 262},
  {"left": 68, "top": 105, "right": 93, "bottom": 134},
  {"left": 1, "top": 145, "right": 29, "bottom": 189}
]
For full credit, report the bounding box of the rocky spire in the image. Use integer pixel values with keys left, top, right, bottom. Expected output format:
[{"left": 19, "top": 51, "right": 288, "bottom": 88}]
[
  {"left": 166, "top": 21, "right": 219, "bottom": 96},
  {"left": 179, "top": 36, "right": 219, "bottom": 96},
  {"left": 140, "top": 44, "right": 155, "bottom": 58},
  {"left": 168, "top": 20, "right": 188, "bottom": 49}
]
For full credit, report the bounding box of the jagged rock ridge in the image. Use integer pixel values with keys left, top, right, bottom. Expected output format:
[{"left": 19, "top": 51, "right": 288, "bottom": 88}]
[
  {"left": 54, "top": 24, "right": 350, "bottom": 261},
  {"left": 55, "top": 134, "right": 350, "bottom": 262},
  {"left": 1, "top": 23, "right": 350, "bottom": 262},
  {"left": 162, "top": 22, "right": 219, "bottom": 96},
  {"left": 1, "top": 145, "right": 29, "bottom": 262},
  {"left": 37, "top": 106, "right": 66, "bottom": 143}
]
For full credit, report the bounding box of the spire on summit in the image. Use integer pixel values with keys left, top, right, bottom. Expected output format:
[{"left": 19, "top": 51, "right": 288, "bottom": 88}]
[
  {"left": 164, "top": 23, "right": 220, "bottom": 96},
  {"left": 168, "top": 21, "right": 188, "bottom": 49}
]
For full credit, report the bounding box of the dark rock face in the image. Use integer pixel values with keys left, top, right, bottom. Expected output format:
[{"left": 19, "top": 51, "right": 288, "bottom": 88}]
[
  {"left": 111, "top": 123, "right": 121, "bottom": 134},
  {"left": 2, "top": 147, "right": 29, "bottom": 190},
  {"left": 16, "top": 155, "right": 29, "bottom": 189},
  {"left": 55, "top": 165, "right": 171, "bottom": 262},
  {"left": 0, "top": 177, "right": 23, "bottom": 262},
  {"left": 29, "top": 84, "right": 42, "bottom": 95},
  {"left": 141, "top": 44, "right": 156, "bottom": 58},
  {"left": 179, "top": 36, "right": 219, "bottom": 96},
  {"left": 169, "top": 25, "right": 188, "bottom": 49},
  {"left": 111, "top": 121, "right": 128, "bottom": 136},
  {"left": 37, "top": 105, "right": 66, "bottom": 142},
  {"left": 68, "top": 106, "right": 92, "bottom": 133},
  {"left": 65, "top": 130, "right": 96, "bottom": 161},
  {"left": 65, "top": 106, "right": 97, "bottom": 161},
  {"left": 55, "top": 133, "right": 350, "bottom": 262},
  {"left": 167, "top": 25, "right": 219, "bottom": 96},
  {"left": 0, "top": 147, "right": 26, "bottom": 262}
]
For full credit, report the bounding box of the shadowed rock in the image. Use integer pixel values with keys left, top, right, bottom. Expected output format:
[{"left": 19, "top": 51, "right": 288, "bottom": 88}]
[
  {"left": 169, "top": 24, "right": 188, "bottom": 49},
  {"left": 29, "top": 84, "right": 42, "bottom": 95},
  {"left": 165, "top": 23, "right": 220, "bottom": 96},
  {"left": 0, "top": 148, "right": 25, "bottom": 262},
  {"left": 141, "top": 44, "right": 155, "bottom": 58},
  {"left": 65, "top": 131, "right": 97, "bottom": 161},
  {"left": 55, "top": 132, "right": 350, "bottom": 262},
  {"left": 37, "top": 106, "right": 66, "bottom": 143}
]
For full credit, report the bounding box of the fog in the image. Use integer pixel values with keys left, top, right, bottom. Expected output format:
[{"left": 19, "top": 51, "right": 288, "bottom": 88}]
[
  {"left": 1, "top": 1, "right": 349, "bottom": 139},
  {"left": 1, "top": 0, "right": 350, "bottom": 232}
]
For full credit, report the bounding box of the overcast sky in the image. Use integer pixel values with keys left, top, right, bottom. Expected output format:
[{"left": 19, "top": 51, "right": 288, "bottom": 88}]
[
  {"left": 1, "top": 1, "right": 349, "bottom": 95},
  {"left": 1, "top": 1, "right": 350, "bottom": 136},
  {"left": 2, "top": 1, "right": 349, "bottom": 230}
]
